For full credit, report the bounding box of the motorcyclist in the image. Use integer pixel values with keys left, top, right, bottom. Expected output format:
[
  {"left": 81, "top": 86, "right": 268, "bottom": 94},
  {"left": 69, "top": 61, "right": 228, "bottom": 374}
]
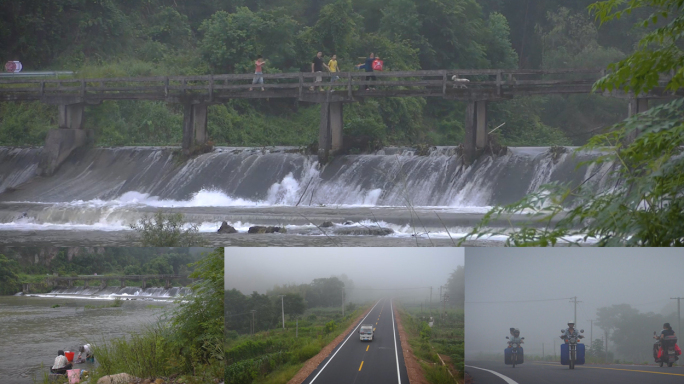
[
  {"left": 508, "top": 328, "right": 523, "bottom": 346},
  {"left": 561, "top": 321, "right": 583, "bottom": 343},
  {"left": 656, "top": 323, "right": 680, "bottom": 360}
]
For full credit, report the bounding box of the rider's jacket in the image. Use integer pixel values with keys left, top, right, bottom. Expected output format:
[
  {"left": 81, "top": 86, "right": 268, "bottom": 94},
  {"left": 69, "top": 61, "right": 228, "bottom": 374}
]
[
  {"left": 563, "top": 328, "right": 581, "bottom": 339},
  {"left": 508, "top": 336, "right": 523, "bottom": 345}
]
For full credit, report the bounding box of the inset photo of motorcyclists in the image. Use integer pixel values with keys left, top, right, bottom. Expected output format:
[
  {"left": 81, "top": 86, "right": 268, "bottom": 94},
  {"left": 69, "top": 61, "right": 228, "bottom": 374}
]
[{"left": 464, "top": 248, "right": 684, "bottom": 384}]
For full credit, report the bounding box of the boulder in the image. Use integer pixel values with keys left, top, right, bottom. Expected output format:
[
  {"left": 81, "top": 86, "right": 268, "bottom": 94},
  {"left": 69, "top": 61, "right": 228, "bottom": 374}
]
[
  {"left": 320, "top": 221, "right": 334, "bottom": 228},
  {"left": 97, "top": 373, "right": 138, "bottom": 384},
  {"left": 217, "top": 221, "right": 237, "bottom": 234},
  {"left": 248, "top": 226, "right": 287, "bottom": 234},
  {"left": 333, "top": 227, "right": 394, "bottom": 236}
]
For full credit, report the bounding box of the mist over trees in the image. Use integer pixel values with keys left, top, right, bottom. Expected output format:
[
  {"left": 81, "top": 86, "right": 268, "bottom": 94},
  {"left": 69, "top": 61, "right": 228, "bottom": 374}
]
[{"left": 0, "top": 0, "right": 645, "bottom": 147}]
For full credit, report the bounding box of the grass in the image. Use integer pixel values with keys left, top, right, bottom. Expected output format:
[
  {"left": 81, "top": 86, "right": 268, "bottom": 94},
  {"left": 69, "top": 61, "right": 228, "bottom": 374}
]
[
  {"left": 399, "top": 303, "right": 463, "bottom": 384},
  {"left": 225, "top": 304, "right": 369, "bottom": 384}
]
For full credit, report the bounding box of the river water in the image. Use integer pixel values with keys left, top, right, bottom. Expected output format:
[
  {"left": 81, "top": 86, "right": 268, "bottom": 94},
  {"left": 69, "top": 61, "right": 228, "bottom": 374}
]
[
  {"left": 0, "top": 295, "right": 175, "bottom": 384},
  {"left": 0, "top": 146, "right": 613, "bottom": 246}
]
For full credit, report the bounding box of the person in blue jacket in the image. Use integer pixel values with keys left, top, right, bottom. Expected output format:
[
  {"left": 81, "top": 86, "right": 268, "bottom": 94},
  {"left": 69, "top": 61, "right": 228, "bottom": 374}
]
[{"left": 356, "top": 53, "right": 377, "bottom": 90}]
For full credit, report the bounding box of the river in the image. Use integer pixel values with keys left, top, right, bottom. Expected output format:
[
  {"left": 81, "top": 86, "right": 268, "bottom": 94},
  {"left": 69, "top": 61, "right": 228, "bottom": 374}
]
[
  {"left": 0, "top": 295, "right": 176, "bottom": 384},
  {"left": 0, "top": 146, "right": 613, "bottom": 246}
]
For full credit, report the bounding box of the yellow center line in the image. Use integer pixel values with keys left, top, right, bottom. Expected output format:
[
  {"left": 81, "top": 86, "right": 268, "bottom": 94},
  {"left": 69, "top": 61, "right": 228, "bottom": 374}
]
[
  {"left": 359, "top": 361, "right": 364, "bottom": 371},
  {"left": 376, "top": 322, "right": 378, "bottom": 325},
  {"left": 366, "top": 345, "right": 369, "bottom": 351}
]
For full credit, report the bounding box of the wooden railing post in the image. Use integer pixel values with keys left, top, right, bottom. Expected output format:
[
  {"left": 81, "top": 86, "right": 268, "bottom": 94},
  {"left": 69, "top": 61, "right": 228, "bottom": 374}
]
[
  {"left": 209, "top": 74, "right": 214, "bottom": 102},
  {"left": 80, "top": 79, "right": 86, "bottom": 98},
  {"left": 496, "top": 71, "right": 502, "bottom": 97},
  {"left": 164, "top": 77, "right": 169, "bottom": 97},
  {"left": 298, "top": 72, "right": 304, "bottom": 99},
  {"left": 442, "top": 70, "right": 447, "bottom": 95},
  {"left": 40, "top": 81, "right": 45, "bottom": 97},
  {"left": 347, "top": 72, "right": 353, "bottom": 98}
]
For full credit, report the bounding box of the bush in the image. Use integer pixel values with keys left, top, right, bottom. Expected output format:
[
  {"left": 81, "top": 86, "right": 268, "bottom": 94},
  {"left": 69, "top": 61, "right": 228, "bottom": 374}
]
[
  {"left": 129, "top": 211, "right": 203, "bottom": 247},
  {"left": 324, "top": 320, "right": 336, "bottom": 334}
]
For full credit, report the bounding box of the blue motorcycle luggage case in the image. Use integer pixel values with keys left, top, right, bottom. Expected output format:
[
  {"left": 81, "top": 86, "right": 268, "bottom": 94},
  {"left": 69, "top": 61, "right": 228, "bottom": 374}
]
[
  {"left": 560, "top": 343, "right": 585, "bottom": 365},
  {"left": 504, "top": 347, "right": 524, "bottom": 365}
]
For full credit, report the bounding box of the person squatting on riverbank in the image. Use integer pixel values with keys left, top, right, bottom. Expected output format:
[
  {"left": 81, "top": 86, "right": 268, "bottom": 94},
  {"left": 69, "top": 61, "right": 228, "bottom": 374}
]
[
  {"left": 77, "top": 344, "right": 94, "bottom": 363},
  {"left": 311, "top": 51, "right": 330, "bottom": 90},
  {"left": 51, "top": 350, "right": 72, "bottom": 375},
  {"left": 250, "top": 55, "right": 267, "bottom": 91}
]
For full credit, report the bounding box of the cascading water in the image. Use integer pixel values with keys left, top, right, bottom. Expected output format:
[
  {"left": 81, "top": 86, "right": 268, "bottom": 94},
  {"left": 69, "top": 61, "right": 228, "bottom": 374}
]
[
  {"left": 0, "top": 146, "right": 615, "bottom": 237},
  {"left": 39, "top": 285, "right": 191, "bottom": 299}
]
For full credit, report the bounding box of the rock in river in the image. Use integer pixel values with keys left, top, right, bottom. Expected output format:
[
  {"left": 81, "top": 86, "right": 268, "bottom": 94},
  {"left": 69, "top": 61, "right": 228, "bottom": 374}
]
[{"left": 217, "top": 221, "right": 237, "bottom": 234}]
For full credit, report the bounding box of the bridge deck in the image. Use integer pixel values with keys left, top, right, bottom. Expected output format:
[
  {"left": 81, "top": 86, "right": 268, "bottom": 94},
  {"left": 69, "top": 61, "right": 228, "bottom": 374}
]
[
  {"left": 47, "top": 275, "right": 189, "bottom": 281},
  {"left": 1, "top": 69, "right": 676, "bottom": 104}
]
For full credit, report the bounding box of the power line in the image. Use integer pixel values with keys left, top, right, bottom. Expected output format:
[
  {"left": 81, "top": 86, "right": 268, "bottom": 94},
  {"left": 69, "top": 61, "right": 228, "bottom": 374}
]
[{"left": 466, "top": 297, "right": 574, "bottom": 304}]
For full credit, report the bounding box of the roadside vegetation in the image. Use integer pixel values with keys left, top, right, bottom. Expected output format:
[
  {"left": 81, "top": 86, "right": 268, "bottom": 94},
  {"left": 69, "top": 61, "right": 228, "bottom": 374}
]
[
  {"left": 0, "top": 1, "right": 646, "bottom": 149},
  {"left": 399, "top": 305, "right": 464, "bottom": 384},
  {"left": 128, "top": 211, "right": 204, "bottom": 247},
  {"left": 225, "top": 275, "right": 365, "bottom": 384}
]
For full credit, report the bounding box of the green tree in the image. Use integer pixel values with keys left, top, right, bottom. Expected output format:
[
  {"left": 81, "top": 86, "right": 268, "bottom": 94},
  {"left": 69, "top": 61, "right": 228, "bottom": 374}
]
[
  {"left": 282, "top": 293, "right": 306, "bottom": 316},
  {"left": 129, "top": 211, "right": 203, "bottom": 247},
  {"left": 445, "top": 266, "right": 464, "bottom": 308},
  {"left": 304, "top": 0, "right": 358, "bottom": 60},
  {"left": 0, "top": 254, "right": 21, "bottom": 295},
  {"left": 169, "top": 248, "right": 224, "bottom": 369}
]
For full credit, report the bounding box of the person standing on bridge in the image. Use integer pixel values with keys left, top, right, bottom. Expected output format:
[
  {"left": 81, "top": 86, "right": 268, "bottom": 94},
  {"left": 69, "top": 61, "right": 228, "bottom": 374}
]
[
  {"left": 328, "top": 54, "right": 340, "bottom": 83},
  {"left": 356, "top": 53, "right": 376, "bottom": 90},
  {"left": 311, "top": 51, "right": 329, "bottom": 91},
  {"left": 249, "top": 55, "right": 267, "bottom": 91}
]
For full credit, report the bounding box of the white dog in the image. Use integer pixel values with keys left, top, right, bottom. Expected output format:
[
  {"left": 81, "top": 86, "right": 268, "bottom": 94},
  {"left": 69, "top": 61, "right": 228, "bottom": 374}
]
[{"left": 451, "top": 75, "right": 470, "bottom": 88}]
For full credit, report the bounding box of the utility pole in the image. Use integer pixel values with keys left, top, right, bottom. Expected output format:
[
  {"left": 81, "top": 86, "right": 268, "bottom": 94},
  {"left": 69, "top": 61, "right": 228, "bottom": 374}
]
[
  {"left": 430, "top": 286, "right": 432, "bottom": 309},
  {"left": 569, "top": 296, "right": 582, "bottom": 325},
  {"left": 553, "top": 339, "right": 556, "bottom": 360},
  {"left": 542, "top": 343, "right": 544, "bottom": 359},
  {"left": 342, "top": 288, "right": 345, "bottom": 317},
  {"left": 588, "top": 319, "right": 593, "bottom": 348},
  {"left": 279, "top": 295, "right": 285, "bottom": 329},
  {"left": 671, "top": 297, "right": 682, "bottom": 336}
]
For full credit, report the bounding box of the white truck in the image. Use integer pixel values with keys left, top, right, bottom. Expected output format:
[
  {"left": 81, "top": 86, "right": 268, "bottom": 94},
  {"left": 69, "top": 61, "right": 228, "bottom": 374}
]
[{"left": 359, "top": 324, "right": 374, "bottom": 341}]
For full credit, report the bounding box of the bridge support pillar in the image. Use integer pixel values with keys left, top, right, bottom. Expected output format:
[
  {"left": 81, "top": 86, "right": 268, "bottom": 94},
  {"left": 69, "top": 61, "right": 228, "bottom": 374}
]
[
  {"left": 68, "top": 279, "right": 73, "bottom": 288},
  {"left": 165, "top": 279, "right": 171, "bottom": 289},
  {"left": 23, "top": 283, "right": 29, "bottom": 294},
  {"left": 58, "top": 104, "right": 85, "bottom": 130},
  {"left": 101, "top": 280, "right": 107, "bottom": 289},
  {"left": 120, "top": 279, "right": 126, "bottom": 288},
  {"left": 318, "top": 102, "right": 343, "bottom": 163},
  {"left": 464, "top": 101, "right": 488, "bottom": 165},
  {"left": 142, "top": 279, "right": 146, "bottom": 290},
  {"left": 84, "top": 280, "right": 89, "bottom": 288},
  {"left": 182, "top": 103, "right": 208, "bottom": 156}
]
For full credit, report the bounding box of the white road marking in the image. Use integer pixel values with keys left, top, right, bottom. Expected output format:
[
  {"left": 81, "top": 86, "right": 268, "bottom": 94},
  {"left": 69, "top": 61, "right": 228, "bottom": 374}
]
[
  {"left": 308, "top": 299, "right": 382, "bottom": 384},
  {"left": 465, "top": 365, "right": 520, "bottom": 384},
  {"left": 391, "top": 299, "right": 402, "bottom": 384}
]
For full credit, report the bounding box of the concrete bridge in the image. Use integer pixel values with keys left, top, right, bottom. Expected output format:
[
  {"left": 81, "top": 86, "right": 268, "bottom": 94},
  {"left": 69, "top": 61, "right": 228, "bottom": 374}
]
[
  {"left": 35, "top": 274, "right": 192, "bottom": 292},
  {"left": 1, "top": 68, "right": 679, "bottom": 167}
]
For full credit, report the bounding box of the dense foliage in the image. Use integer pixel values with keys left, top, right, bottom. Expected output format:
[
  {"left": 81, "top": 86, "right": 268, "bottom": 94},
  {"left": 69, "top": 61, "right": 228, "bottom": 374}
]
[
  {"left": 2, "top": 247, "right": 204, "bottom": 277},
  {"left": 462, "top": 0, "right": 684, "bottom": 246},
  {"left": 226, "top": 276, "right": 348, "bottom": 334},
  {"left": 0, "top": 0, "right": 645, "bottom": 148}
]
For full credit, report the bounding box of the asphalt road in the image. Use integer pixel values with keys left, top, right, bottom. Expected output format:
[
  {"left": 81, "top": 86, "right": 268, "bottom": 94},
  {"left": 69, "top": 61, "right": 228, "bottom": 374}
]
[
  {"left": 302, "top": 298, "right": 410, "bottom": 384},
  {"left": 466, "top": 359, "right": 684, "bottom": 384}
]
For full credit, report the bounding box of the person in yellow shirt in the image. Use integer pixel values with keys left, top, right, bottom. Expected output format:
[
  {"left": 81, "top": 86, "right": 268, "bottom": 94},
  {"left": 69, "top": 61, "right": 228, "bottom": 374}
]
[{"left": 328, "top": 54, "right": 339, "bottom": 82}]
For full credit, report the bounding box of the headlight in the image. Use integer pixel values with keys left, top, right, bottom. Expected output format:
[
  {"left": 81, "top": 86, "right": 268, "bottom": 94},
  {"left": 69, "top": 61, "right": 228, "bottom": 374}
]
[{"left": 513, "top": 343, "right": 518, "bottom": 348}]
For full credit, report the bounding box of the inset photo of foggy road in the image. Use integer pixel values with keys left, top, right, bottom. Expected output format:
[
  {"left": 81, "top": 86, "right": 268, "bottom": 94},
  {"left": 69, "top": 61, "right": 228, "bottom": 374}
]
[
  {"left": 225, "top": 248, "right": 464, "bottom": 384},
  {"left": 465, "top": 248, "right": 684, "bottom": 384}
]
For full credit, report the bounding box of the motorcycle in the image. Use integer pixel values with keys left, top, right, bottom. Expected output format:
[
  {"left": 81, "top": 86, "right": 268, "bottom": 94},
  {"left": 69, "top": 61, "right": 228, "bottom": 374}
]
[
  {"left": 653, "top": 331, "right": 679, "bottom": 367},
  {"left": 505, "top": 336, "right": 525, "bottom": 368},
  {"left": 560, "top": 329, "right": 585, "bottom": 369}
]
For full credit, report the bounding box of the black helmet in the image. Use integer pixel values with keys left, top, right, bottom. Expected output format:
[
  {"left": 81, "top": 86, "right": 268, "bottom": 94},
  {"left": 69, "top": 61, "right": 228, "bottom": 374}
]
[
  {"left": 664, "top": 323, "right": 672, "bottom": 330},
  {"left": 513, "top": 328, "right": 520, "bottom": 337}
]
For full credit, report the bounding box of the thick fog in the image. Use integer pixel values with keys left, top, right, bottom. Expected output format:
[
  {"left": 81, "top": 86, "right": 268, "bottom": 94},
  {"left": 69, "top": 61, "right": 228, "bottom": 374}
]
[
  {"left": 465, "top": 248, "right": 684, "bottom": 359},
  {"left": 225, "top": 247, "right": 463, "bottom": 303}
]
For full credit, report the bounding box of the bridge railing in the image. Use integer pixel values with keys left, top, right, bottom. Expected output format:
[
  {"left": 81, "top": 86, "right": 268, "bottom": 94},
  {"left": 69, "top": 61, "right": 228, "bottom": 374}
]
[{"left": 0, "top": 69, "right": 612, "bottom": 102}]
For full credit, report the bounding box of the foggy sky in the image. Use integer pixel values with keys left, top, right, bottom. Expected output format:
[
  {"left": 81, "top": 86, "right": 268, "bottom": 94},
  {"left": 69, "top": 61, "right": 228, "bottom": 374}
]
[
  {"left": 225, "top": 248, "right": 463, "bottom": 301},
  {"left": 465, "top": 248, "right": 684, "bottom": 357}
]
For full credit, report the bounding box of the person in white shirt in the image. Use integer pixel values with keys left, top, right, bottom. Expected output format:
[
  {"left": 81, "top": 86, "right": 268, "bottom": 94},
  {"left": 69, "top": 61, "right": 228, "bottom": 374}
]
[
  {"left": 50, "top": 350, "right": 72, "bottom": 374},
  {"left": 78, "top": 344, "right": 94, "bottom": 363}
]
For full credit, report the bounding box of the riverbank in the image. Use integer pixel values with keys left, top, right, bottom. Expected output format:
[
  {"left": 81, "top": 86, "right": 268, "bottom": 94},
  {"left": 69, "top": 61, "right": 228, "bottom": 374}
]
[{"left": 0, "top": 296, "right": 173, "bottom": 384}]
